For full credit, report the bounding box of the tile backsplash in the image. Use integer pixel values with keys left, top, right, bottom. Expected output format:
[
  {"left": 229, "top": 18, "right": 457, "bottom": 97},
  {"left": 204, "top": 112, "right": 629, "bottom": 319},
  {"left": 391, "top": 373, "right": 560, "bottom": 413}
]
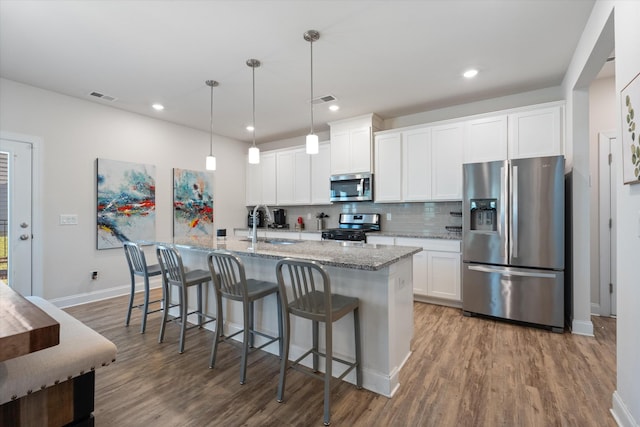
[{"left": 251, "top": 201, "right": 463, "bottom": 234}]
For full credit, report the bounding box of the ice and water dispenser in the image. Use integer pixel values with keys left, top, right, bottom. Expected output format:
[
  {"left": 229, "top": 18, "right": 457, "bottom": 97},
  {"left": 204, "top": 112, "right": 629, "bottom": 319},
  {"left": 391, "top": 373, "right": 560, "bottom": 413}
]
[{"left": 469, "top": 199, "right": 497, "bottom": 232}]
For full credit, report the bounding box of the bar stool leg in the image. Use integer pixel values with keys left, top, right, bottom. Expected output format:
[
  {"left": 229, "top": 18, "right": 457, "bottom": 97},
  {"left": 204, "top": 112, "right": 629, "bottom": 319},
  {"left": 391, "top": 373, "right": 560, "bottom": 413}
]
[
  {"left": 179, "top": 287, "right": 187, "bottom": 354},
  {"left": 209, "top": 291, "right": 223, "bottom": 368},
  {"left": 240, "top": 301, "right": 251, "bottom": 385},
  {"left": 354, "top": 307, "right": 362, "bottom": 388},
  {"left": 125, "top": 273, "right": 135, "bottom": 327},
  {"left": 249, "top": 301, "right": 255, "bottom": 348},
  {"left": 158, "top": 280, "right": 169, "bottom": 343},
  {"left": 312, "top": 320, "right": 319, "bottom": 372},
  {"left": 324, "top": 322, "right": 333, "bottom": 426},
  {"left": 276, "top": 306, "right": 290, "bottom": 402},
  {"left": 140, "top": 275, "right": 151, "bottom": 333}
]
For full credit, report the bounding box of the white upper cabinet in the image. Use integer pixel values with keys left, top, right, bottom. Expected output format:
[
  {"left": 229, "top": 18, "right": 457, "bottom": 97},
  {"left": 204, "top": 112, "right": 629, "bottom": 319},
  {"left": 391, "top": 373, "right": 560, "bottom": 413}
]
[
  {"left": 375, "top": 124, "right": 462, "bottom": 202},
  {"left": 464, "top": 115, "right": 508, "bottom": 163},
  {"left": 247, "top": 143, "right": 328, "bottom": 207},
  {"left": 403, "top": 127, "right": 432, "bottom": 201},
  {"left": 329, "top": 114, "right": 382, "bottom": 175},
  {"left": 310, "top": 142, "right": 331, "bottom": 204},
  {"left": 276, "top": 148, "right": 311, "bottom": 205},
  {"left": 374, "top": 133, "right": 402, "bottom": 202},
  {"left": 508, "top": 105, "right": 563, "bottom": 159},
  {"left": 431, "top": 123, "right": 463, "bottom": 200},
  {"left": 246, "top": 151, "right": 277, "bottom": 206}
]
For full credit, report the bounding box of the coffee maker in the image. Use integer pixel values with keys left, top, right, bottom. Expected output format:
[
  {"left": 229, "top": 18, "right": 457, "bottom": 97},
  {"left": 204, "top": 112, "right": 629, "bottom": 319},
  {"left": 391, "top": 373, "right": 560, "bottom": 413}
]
[
  {"left": 271, "top": 209, "right": 288, "bottom": 228},
  {"left": 247, "top": 210, "right": 265, "bottom": 228}
]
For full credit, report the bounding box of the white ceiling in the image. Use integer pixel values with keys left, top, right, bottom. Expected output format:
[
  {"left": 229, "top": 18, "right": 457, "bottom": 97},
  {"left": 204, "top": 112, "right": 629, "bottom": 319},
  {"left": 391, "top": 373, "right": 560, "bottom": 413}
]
[{"left": 0, "top": 0, "right": 596, "bottom": 144}]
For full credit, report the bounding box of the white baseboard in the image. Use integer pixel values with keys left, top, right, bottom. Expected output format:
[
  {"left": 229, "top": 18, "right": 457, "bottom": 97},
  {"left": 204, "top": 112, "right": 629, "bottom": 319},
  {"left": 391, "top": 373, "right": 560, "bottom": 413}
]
[
  {"left": 571, "top": 318, "right": 594, "bottom": 336},
  {"left": 611, "top": 390, "right": 639, "bottom": 427},
  {"left": 50, "top": 277, "right": 163, "bottom": 308},
  {"left": 591, "top": 302, "right": 601, "bottom": 315}
]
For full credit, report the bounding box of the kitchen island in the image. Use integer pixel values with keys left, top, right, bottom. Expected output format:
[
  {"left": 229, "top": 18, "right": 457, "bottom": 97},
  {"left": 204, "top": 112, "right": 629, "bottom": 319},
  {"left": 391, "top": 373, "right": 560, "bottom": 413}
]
[{"left": 170, "top": 236, "right": 421, "bottom": 397}]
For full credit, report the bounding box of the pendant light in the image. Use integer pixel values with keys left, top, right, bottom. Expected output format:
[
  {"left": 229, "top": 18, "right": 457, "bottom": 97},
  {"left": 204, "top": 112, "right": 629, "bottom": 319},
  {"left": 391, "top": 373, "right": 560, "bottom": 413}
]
[
  {"left": 304, "top": 30, "right": 320, "bottom": 155},
  {"left": 205, "top": 80, "right": 219, "bottom": 171},
  {"left": 247, "top": 58, "right": 261, "bottom": 164}
]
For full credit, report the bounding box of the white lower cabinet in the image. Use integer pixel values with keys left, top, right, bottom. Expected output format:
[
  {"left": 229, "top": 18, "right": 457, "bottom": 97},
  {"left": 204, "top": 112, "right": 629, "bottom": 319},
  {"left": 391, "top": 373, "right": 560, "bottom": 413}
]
[{"left": 395, "top": 237, "right": 461, "bottom": 305}]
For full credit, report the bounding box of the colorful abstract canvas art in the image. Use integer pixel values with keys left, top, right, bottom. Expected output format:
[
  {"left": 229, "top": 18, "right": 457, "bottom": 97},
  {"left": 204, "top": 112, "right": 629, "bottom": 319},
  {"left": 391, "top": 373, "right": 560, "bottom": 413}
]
[
  {"left": 96, "top": 159, "right": 156, "bottom": 249},
  {"left": 173, "top": 168, "right": 214, "bottom": 241}
]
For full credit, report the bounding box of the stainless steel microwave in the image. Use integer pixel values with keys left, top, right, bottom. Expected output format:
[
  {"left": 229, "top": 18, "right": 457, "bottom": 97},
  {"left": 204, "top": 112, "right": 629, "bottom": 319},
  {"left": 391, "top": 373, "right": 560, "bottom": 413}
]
[{"left": 330, "top": 173, "right": 373, "bottom": 202}]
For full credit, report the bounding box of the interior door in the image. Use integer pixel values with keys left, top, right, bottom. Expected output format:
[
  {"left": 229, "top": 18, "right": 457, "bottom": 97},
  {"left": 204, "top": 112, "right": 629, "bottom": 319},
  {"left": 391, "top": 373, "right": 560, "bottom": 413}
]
[
  {"left": 598, "top": 133, "right": 617, "bottom": 316},
  {"left": 0, "top": 139, "right": 32, "bottom": 295}
]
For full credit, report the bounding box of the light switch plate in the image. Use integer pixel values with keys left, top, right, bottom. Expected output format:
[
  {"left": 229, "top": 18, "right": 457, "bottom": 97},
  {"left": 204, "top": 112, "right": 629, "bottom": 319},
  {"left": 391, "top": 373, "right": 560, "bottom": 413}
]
[
  {"left": 386, "top": 213, "right": 392, "bottom": 221},
  {"left": 60, "top": 214, "right": 78, "bottom": 225}
]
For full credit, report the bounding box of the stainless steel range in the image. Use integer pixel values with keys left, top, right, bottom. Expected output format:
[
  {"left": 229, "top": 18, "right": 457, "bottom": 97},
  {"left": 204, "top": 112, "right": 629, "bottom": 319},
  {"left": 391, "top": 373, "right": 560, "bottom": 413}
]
[{"left": 321, "top": 213, "right": 380, "bottom": 242}]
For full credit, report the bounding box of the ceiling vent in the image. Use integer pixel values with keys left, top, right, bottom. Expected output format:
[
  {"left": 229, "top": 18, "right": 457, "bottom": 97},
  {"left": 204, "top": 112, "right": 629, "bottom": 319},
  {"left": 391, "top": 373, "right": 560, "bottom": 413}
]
[
  {"left": 311, "top": 94, "right": 336, "bottom": 105},
  {"left": 89, "top": 91, "right": 117, "bottom": 102}
]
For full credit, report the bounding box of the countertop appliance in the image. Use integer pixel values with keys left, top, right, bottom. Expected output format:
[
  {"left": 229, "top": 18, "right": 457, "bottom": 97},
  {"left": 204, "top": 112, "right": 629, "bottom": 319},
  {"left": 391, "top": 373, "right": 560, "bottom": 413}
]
[
  {"left": 270, "top": 208, "right": 288, "bottom": 228},
  {"left": 247, "top": 209, "right": 265, "bottom": 228},
  {"left": 321, "top": 213, "right": 380, "bottom": 242},
  {"left": 462, "top": 155, "right": 565, "bottom": 332},
  {"left": 330, "top": 173, "right": 373, "bottom": 202}
]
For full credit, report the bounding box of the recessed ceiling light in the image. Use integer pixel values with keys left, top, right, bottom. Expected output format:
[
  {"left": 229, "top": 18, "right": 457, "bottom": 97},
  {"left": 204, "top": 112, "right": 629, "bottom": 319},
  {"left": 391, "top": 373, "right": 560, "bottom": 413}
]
[
  {"left": 463, "top": 69, "right": 478, "bottom": 78},
  {"left": 246, "top": 125, "right": 254, "bottom": 132},
  {"left": 152, "top": 103, "right": 164, "bottom": 111},
  {"left": 329, "top": 105, "right": 340, "bottom": 112}
]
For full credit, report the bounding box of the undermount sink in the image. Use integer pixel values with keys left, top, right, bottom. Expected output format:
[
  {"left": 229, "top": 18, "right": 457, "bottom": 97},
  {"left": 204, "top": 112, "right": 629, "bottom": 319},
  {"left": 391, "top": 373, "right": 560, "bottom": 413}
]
[
  {"left": 265, "top": 239, "right": 299, "bottom": 245},
  {"left": 241, "top": 238, "right": 300, "bottom": 245},
  {"left": 339, "top": 241, "right": 378, "bottom": 249}
]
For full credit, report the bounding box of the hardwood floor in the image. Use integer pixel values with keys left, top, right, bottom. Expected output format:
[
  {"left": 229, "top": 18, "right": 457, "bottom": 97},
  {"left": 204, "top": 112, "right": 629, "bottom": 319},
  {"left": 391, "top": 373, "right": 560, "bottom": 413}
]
[{"left": 64, "top": 290, "right": 617, "bottom": 426}]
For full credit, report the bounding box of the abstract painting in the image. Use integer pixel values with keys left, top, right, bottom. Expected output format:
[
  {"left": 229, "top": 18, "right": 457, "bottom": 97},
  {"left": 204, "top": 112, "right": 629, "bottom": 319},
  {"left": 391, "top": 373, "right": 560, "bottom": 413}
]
[
  {"left": 173, "top": 168, "right": 214, "bottom": 241},
  {"left": 622, "top": 71, "right": 640, "bottom": 185},
  {"left": 97, "top": 159, "right": 156, "bottom": 249}
]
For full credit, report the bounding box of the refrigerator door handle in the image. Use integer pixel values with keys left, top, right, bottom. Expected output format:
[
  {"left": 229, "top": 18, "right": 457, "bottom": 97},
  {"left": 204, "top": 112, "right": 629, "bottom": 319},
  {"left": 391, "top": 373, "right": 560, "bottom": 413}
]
[
  {"left": 500, "top": 166, "right": 507, "bottom": 258},
  {"left": 467, "top": 264, "right": 558, "bottom": 279},
  {"left": 511, "top": 165, "right": 518, "bottom": 259}
]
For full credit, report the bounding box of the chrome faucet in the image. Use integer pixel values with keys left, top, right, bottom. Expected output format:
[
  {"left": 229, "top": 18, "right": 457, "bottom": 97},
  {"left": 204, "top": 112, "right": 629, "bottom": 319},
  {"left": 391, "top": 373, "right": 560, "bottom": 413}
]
[{"left": 250, "top": 204, "right": 272, "bottom": 251}]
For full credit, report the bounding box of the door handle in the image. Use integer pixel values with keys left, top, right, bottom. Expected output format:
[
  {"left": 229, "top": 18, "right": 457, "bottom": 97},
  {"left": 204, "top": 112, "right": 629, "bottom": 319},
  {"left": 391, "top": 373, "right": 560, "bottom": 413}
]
[
  {"left": 468, "top": 265, "right": 557, "bottom": 278},
  {"left": 20, "top": 234, "right": 30, "bottom": 241}
]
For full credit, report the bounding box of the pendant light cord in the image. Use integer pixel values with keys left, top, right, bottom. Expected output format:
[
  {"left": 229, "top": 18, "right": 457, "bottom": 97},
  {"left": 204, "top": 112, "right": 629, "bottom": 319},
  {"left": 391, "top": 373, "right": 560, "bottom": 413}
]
[
  {"left": 309, "top": 39, "right": 314, "bottom": 135},
  {"left": 252, "top": 64, "right": 256, "bottom": 148},
  {"left": 209, "top": 83, "right": 214, "bottom": 156}
]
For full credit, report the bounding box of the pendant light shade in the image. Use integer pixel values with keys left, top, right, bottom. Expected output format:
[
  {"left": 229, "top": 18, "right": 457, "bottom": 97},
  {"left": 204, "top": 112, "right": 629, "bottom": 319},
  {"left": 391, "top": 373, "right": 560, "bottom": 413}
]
[
  {"left": 248, "top": 146, "right": 260, "bottom": 164},
  {"left": 304, "top": 30, "right": 320, "bottom": 155},
  {"left": 306, "top": 134, "right": 319, "bottom": 154},
  {"left": 205, "top": 80, "right": 219, "bottom": 171},
  {"left": 247, "top": 58, "right": 261, "bottom": 164}
]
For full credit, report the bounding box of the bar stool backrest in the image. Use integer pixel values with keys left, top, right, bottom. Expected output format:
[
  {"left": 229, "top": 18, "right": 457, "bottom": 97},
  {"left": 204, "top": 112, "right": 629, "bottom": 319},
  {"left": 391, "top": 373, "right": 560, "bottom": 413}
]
[
  {"left": 156, "top": 245, "right": 186, "bottom": 287},
  {"left": 276, "top": 259, "right": 331, "bottom": 322},
  {"left": 207, "top": 250, "right": 248, "bottom": 302},
  {"left": 123, "top": 241, "right": 148, "bottom": 276}
]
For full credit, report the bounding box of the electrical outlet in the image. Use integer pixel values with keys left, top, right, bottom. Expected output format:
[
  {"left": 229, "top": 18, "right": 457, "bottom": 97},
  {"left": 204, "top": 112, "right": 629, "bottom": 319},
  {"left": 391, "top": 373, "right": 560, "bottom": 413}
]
[
  {"left": 60, "top": 214, "right": 78, "bottom": 225},
  {"left": 91, "top": 271, "right": 98, "bottom": 280},
  {"left": 307, "top": 213, "right": 312, "bottom": 220},
  {"left": 386, "top": 213, "right": 392, "bottom": 221}
]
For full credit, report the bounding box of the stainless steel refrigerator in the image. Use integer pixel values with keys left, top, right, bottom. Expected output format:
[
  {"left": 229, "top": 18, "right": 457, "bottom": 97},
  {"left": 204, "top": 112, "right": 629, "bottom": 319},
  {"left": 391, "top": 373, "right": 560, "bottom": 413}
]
[{"left": 462, "top": 155, "right": 565, "bottom": 332}]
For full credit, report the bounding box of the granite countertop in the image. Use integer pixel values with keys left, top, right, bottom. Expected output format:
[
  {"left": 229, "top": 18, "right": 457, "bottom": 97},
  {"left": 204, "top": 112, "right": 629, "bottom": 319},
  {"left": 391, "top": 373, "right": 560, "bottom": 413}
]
[
  {"left": 233, "top": 227, "right": 462, "bottom": 241},
  {"left": 173, "top": 236, "right": 422, "bottom": 271}
]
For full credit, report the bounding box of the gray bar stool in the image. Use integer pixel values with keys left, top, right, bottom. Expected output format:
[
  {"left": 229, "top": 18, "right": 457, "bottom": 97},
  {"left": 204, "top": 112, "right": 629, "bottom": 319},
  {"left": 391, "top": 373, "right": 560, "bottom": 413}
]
[
  {"left": 275, "top": 258, "right": 362, "bottom": 426},
  {"left": 207, "top": 250, "right": 282, "bottom": 385},
  {"left": 123, "top": 241, "right": 165, "bottom": 333},
  {"left": 156, "top": 244, "right": 216, "bottom": 354}
]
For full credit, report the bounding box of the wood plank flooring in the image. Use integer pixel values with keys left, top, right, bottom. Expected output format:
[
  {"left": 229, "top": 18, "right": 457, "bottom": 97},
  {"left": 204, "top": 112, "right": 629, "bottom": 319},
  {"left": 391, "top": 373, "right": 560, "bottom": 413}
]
[{"left": 64, "top": 290, "right": 616, "bottom": 426}]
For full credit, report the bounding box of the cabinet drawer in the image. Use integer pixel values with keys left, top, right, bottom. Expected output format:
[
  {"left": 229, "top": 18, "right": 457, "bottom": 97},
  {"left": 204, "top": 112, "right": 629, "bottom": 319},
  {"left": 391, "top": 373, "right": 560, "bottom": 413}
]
[{"left": 396, "top": 237, "right": 460, "bottom": 253}]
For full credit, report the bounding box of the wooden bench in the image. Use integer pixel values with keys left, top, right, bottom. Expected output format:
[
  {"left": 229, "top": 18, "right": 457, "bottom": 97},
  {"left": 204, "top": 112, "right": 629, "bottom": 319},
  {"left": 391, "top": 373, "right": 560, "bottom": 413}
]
[{"left": 0, "top": 297, "right": 117, "bottom": 426}]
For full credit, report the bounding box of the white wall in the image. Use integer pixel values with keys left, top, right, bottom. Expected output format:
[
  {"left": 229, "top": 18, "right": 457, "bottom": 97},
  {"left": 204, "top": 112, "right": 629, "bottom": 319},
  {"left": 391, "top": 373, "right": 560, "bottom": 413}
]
[
  {"left": 612, "top": 2, "right": 640, "bottom": 425},
  {"left": 0, "top": 78, "right": 248, "bottom": 304},
  {"left": 562, "top": 0, "right": 615, "bottom": 336},
  {"left": 588, "top": 76, "right": 616, "bottom": 311}
]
